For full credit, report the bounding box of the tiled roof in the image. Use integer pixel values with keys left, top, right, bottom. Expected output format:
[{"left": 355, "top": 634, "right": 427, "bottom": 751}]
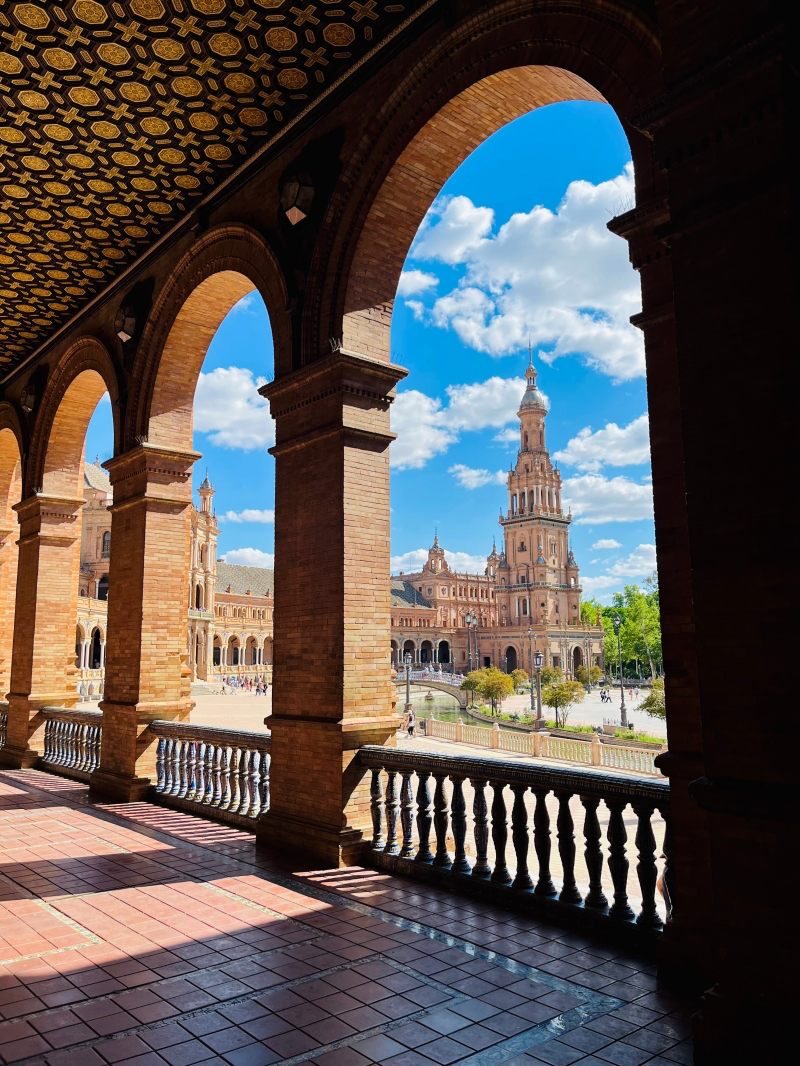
[
  {"left": 84, "top": 463, "right": 111, "bottom": 493},
  {"left": 390, "top": 578, "right": 433, "bottom": 610},
  {"left": 215, "top": 561, "right": 274, "bottom": 597}
]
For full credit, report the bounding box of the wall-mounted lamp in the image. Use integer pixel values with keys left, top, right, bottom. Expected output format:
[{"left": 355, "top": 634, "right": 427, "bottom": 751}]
[{"left": 280, "top": 172, "right": 314, "bottom": 225}]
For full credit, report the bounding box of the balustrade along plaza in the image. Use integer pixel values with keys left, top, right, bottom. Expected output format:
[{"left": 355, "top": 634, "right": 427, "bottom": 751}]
[{"left": 359, "top": 746, "right": 670, "bottom": 945}]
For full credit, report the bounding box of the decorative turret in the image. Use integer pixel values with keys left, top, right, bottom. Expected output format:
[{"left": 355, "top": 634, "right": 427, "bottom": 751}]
[
  {"left": 424, "top": 530, "right": 448, "bottom": 573},
  {"left": 517, "top": 347, "right": 548, "bottom": 453},
  {"left": 486, "top": 538, "right": 499, "bottom": 577},
  {"left": 198, "top": 470, "right": 214, "bottom": 514}
]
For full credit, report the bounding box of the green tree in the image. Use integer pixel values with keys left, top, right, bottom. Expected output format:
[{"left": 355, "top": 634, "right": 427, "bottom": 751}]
[
  {"left": 460, "top": 670, "right": 483, "bottom": 707},
  {"left": 542, "top": 679, "right": 586, "bottom": 728},
  {"left": 580, "top": 599, "right": 602, "bottom": 626},
  {"left": 639, "top": 677, "right": 666, "bottom": 720},
  {"left": 576, "top": 665, "right": 602, "bottom": 687},
  {"left": 540, "top": 665, "right": 563, "bottom": 687},
  {"left": 510, "top": 668, "right": 529, "bottom": 693},
  {"left": 477, "top": 667, "right": 514, "bottom": 715}
]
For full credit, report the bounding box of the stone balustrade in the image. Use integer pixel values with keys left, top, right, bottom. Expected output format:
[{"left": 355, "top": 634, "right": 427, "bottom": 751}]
[
  {"left": 150, "top": 721, "right": 271, "bottom": 826},
  {"left": 358, "top": 745, "right": 671, "bottom": 940},
  {"left": 0, "top": 703, "right": 7, "bottom": 749},
  {"left": 424, "top": 717, "right": 664, "bottom": 775},
  {"left": 41, "top": 707, "right": 102, "bottom": 780}
]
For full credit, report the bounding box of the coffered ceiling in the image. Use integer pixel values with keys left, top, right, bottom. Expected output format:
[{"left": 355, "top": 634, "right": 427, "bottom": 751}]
[{"left": 0, "top": 0, "right": 428, "bottom": 376}]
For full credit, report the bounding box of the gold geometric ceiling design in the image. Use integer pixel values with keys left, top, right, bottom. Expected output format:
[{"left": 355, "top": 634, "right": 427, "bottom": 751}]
[{"left": 0, "top": 0, "right": 426, "bottom": 373}]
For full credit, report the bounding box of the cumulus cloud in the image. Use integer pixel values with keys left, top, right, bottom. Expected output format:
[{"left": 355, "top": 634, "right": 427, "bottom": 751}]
[
  {"left": 391, "top": 376, "right": 525, "bottom": 469},
  {"left": 494, "top": 426, "right": 520, "bottom": 445},
  {"left": 581, "top": 544, "right": 657, "bottom": 595},
  {"left": 219, "top": 509, "right": 274, "bottom": 524},
  {"left": 409, "top": 165, "right": 644, "bottom": 381},
  {"left": 592, "top": 538, "right": 622, "bottom": 550},
  {"left": 194, "top": 366, "right": 274, "bottom": 451},
  {"left": 221, "top": 547, "right": 275, "bottom": 568},
  {"left": 555, "top": 414, "right": 650, "bottom": 472},
  {"left": 397, "top": 269, "right": 438, "bottom": 297},
  {"left": 449, "top": 464, "right": 506, "bottom": 489},
  {"left": 230, "top": 292, "right": 259, "bottom": 314},
  {"left": 391, "top": 547, "right": 488, "bottom": 574},
  {"left": 561, "top": 473, "right": 653, "bottom": 524},
  {"left": 413, "top": 195, "right": 494, "bottom": 263}
]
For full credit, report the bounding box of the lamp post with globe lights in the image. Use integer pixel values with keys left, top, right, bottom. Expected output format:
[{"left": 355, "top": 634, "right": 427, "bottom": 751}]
[
  {"left": 465, "top": 611, "right": 477, "bottom": 672},
  {"left": 613, "top": 615, "right": 628, "bottom": 728},
  {"left": 404, "top": 652, "right": 413, "bottom": 723}
]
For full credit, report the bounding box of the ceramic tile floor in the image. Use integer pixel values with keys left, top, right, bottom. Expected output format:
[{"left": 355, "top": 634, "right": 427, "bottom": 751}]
[{"left": 0, "top": 770, "right": 695, "bottom": 1065}]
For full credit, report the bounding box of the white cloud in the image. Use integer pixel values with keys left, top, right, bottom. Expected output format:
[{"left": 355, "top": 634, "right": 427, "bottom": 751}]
[
  {"left": 411, "top": 165, "right": 644, "bottom": 381},
  {"left": 562, "top": 473, "right": 653, "bottom": 524},
  {"left": 219, "top": 509, "right": 274, "bottom": 524},
  {"left": 413, "top": 195, "right": 494, "bottom": 263},
  {"left": 592, "top": 538, "right": 622, "bottom": 550},
  {"left": 230, "top": 292, "right": 259, "bottom": 314},
  {"left": 193, "top": 366, "right": 274, "bottom": 451},
  {"left": 397, "top": 269, "right": 438, "bottom": 297},
  {"left": 581, "top": 544, "right": 657, "bottom": 596},
  {"left": 449, "top": 464, "right": 506, "bottom": 489},
  {"left": 494, "top": 426, "right": 519, "bottom": 445},
  {"left": 555, "top": 414, "right": 650, "bottom": 472},
  {"left": 391, "top": 376, "right": 525, "bottom": 470},
  {"left": 406, "top": 299, "right": 425, "bottom": 321},
  {"left": 221, "top": 547, "right": 275, "bottom": 568},
  {"left": 391, "top": 547, "right": 488, "bottom": 574}
]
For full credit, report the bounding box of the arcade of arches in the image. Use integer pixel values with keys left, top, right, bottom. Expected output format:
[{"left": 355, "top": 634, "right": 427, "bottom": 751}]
[{"left": 0, "top": 3, "right": 791, "bottom": 1058}]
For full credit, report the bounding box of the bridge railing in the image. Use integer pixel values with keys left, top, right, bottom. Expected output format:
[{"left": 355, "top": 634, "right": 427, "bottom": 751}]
[{"left": 395, "top": 670, "right": 466, "bottom": 687}]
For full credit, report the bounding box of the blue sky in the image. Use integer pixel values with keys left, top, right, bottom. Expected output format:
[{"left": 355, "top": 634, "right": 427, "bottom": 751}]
[{"left": 86, "top": 100, "right": 655, "bottom": 602}]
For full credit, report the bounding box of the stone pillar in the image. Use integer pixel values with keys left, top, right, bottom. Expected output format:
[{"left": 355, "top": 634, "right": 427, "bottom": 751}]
[
  {"left": 257, "top": 350, "right": 405, "bottom": 866},
  {"left": 89, "top": 444, "right": 198, "bottom": 801},
  {"left": 0, "top": 495, "right": 82, "bottom": 767}
]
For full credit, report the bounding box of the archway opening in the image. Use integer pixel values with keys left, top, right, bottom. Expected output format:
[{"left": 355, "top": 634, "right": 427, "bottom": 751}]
[
  {"left": 0, "top": 425, "right": 22, "bottom": 698},
  {"left": 505, "top": 646, "right": 518, "bottom": 672},
  {"left": 89, "top": 628, "right": 102, "bottom": 670},
  {"left": 420, "top": 639, "right": 433, "bottom": 664},
  {"left": 438, "top": 639, "right": 450, "bottom": 664}
]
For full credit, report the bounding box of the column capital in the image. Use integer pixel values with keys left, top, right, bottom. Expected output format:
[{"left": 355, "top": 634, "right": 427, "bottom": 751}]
[
  {"left": 261, "top": 348, "right": 407, "bottom": 417},
  {"left": 13, "top": 493, "right": 84, "bottom": 544},
  {"left": 104, "top": 443, "right": 201, "bottom": 510}
]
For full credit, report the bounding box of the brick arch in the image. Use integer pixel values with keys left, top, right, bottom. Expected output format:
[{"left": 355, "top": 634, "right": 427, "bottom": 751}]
[
  {"left": 306, "top": 2, "right": 662, "bottom": 362},
  {"left": 0, "top": 416, "right": 23, "bottom": 696},
  {"left": 27, "top": 337, "right": 120, "bottom": 500},
  {"left": 130, "top": 225, "right": 289, "bottom": 453}
]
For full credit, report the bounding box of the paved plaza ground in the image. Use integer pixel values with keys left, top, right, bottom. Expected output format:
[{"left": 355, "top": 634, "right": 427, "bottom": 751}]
[{"left": 0, "top": 768, "right": 692, "bottom": 1066}]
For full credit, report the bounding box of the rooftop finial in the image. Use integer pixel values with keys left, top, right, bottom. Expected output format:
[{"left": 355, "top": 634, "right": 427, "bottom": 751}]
[
  {"left": 432, "top": 527, "right": 439, "bottom": 549},
  {"left": 528, "top": 336, "right": 533, "bottom": 368}
]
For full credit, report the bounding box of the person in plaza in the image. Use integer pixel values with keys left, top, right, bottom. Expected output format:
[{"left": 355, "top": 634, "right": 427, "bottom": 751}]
[{"left": 406, "top": 706, "right": 416, "bottom": 738}]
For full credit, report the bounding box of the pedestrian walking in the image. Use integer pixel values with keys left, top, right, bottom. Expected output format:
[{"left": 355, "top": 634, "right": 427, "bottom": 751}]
[{"left": 406, "top": 707, "right": 416, "bottom": 738}]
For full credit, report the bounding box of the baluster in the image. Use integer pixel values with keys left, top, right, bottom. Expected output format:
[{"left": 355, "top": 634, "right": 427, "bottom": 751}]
[
  {"left": 178, "top": 739, "right": 190, "bottom": 798},
  {"left": 399, "top": 771, "right": 415, "bottom": 858},
  {"left": 43, "top": 719, "right": 53, "bottom": 762},
  {"left": 581, "top": 796, "right": 608, "bottom": 909},
  {"left": 607, "top": 799, "right": 635, "bottom": 920},
  {"left": 384, "top": 770, "right": 400, "bottom": 855},
  {"left": 247, "top": 751, "right": 261, "bottom": 818},
  {"left": 210, "top": 744, "right": 223, "bottom": 806},
  {"left": 370, "top": 769, "right": 385, "bottom": 850},
  {"left": 556, "top": 791, "right": 582, "bottom": 904},
  {"left": 156, "top": 737, "right": 166, "bottom": 792},
  {"left": 470, "top": 777, "right": 490, "bottom": 878},
  {"left": 62, "top": 720, "right": 72, "bottom": 767},
  {"left": 161, "top": 738, "right": 173, "bottom": 794},
  {"left": 91, "top": 724, "right": 100, "bottom": 772},
  {"left": 259, "top": 750, "right": 271, "bottom": 812},
  {"left": 227, "top": 748, "right": 240, "bottom": 812},
  {"left": 660, "top": 805, "right": 673, "bottom": 922},
  {"left": 490, "top": 781, "right": 511, "bottom": 885},
  {"left": 511, "top": 784, "right": 533, "bottom": 890},
  {"left": 235, "top": 749, "right": 249, "bottom": 816},
  {"left": 432, "top": 772, "right": 451, "bottom": 869},
  {"left": 70, "top": 721, "right": 80, "bottom": 768},
  {"left": 414, "top": 771, "right": 434, "bottom": 863},
  {"left": 201, "top": 744, "right": 214, "bottom": 803},
  {"left": 633, "top": 801, "right": 662, "bottom": 929},
  {"left": 80, "top": 724, "right": 90, "bottom": 772},
  {"left": 195, "top": 742, "right": 207, "bottom": 803},
  {"left": 59, "top": 719, "right": 69, "bottom": 766},
  {"left": 185, "top": 741, "right": 197, "bottom": 801},
  {"left": 219, "top": 746, "right": 232, "bottom": 809},
  {"left": 451, "top": 777, "right": 470, "bottom": 874},
  {"left": 533, "top": 788, "right": 557, "bottom": 897}
]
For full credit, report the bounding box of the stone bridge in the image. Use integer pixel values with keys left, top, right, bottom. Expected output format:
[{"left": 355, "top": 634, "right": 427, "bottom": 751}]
[{"left": 392, "top": 676, "right": 468, "bottom": 709}]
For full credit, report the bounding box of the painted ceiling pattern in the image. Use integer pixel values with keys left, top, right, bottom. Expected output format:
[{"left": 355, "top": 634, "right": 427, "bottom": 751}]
[{"left": 0, "top": 0, "right": 426, "bottom": 373}]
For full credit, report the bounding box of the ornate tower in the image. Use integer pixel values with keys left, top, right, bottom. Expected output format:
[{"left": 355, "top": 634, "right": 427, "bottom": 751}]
[
  {"left": 189, "top": 472, "right": 218, "bottom": 679},
  {"left": 494, "top": 354, "right": 582, "bottom": 632}
]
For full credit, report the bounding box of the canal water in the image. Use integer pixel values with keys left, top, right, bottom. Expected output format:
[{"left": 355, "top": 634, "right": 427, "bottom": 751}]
[{"left": 405, "top": 690, "right": 487, "bottom": 726}]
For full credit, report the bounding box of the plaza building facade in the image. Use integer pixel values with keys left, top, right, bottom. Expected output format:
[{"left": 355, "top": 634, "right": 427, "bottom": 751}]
[
  {"left": 391, "top": 361, "right": 603, "bottom": 678},
  {"left": 75, "top": 467, "right": 273, "bottom": 700}
]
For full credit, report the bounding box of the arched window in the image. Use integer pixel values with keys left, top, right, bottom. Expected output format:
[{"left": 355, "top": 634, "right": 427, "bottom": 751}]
[
  {"left": 97, "top": 574, "right": 109, "bottom": 601},
  {"left": 195, "top": 584, "right": 203, "bottom": 610},
  {"left": 101, "top": 530, "right": 111, "bottom": 557}
]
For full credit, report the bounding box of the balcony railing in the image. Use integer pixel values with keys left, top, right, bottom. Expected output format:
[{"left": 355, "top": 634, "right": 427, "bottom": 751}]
[
  {"left": 41, "top": 707, "right": 102, "bottom": 780},
  {"left": 151, "top": 721, "right": 271, "bottom": 827},
  {"left": 358, "top": 745, "right": 671, "bottom": 942}
]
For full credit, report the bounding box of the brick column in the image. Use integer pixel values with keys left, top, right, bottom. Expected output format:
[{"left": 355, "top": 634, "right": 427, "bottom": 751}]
[
  {"left": 257, "top": 350, "right": 405, "bottom": 866},
  {"left": 0, "top": 495, "right": 82, "bottom": 768},
  {"left": 89, "top": 444, "right": 198, "bottom": 802},
  {"left": 0, "top": 522, "right": 18, "bottom": 698}
]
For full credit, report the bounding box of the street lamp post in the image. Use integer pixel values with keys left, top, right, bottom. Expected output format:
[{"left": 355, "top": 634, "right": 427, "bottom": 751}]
[
  {"left": 613, "top": 615, "right": 628, "bottom": 728},
  {"left": 465, "top": 611, "right": 476, "bottom": 672},
  {"left": 534, "top": 649, "right": 544, "bottom": 729},
  {"left": 527, "top": 626, "right": 536, "bottom": 718},
  {"left": 404, "top": 652, "right": 412, "bottom": 722}
]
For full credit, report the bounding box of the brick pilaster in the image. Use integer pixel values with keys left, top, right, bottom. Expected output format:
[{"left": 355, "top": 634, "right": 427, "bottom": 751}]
[
  {"left": 256, "top": 349, "right": 406, "bottom": 866},
  {"left": 89, "top": 444, "right": 198, "bottom": 802},
  {"left": 0, "top": 522, "right": 19, "bottom": 699},
  {"left": 0, "top": 495, "right": 82, "bottom": 768}
]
